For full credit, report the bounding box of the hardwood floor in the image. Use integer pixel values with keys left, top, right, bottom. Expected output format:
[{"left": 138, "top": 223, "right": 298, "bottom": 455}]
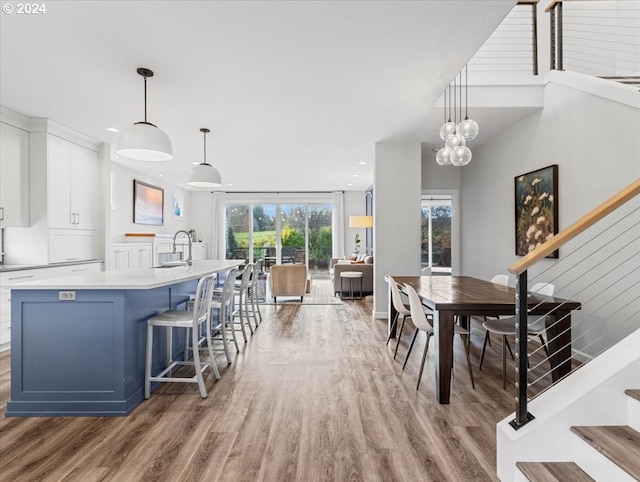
[{"left": 1, "top": 280, "right": 531, "bottom": 481}]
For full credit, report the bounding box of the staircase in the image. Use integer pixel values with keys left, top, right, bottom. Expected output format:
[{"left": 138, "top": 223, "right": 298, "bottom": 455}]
[{"left": 515, "top": 389, "right": 640, "bottom": 481}]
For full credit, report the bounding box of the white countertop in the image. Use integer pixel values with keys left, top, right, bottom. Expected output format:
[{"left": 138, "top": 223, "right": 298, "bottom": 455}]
[{"left": 9, "top": 260, "right": 243, "bottom": 290}]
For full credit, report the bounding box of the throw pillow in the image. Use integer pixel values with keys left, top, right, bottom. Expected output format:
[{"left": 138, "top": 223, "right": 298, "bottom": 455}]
[
  {"left": 351, "top": 260, "right": 365, "bottom": 264},
  {"left": 364, "top": 255, "right": 373, "bottom": 264}
]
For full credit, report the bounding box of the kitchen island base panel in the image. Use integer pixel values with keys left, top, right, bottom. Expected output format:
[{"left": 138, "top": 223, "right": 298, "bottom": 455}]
[{"left": 7, "top": 281, "right": 197, "bottom": 417}]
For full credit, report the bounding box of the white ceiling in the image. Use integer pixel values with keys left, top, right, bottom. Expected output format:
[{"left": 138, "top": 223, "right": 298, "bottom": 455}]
[{"left": 0, "top": 0, "right": 517, "bottom": 192}]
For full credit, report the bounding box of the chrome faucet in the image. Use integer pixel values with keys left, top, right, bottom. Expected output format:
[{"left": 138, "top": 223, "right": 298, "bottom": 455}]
[{"left": 172, "top": 230, "right": 193, "bottom": 266}]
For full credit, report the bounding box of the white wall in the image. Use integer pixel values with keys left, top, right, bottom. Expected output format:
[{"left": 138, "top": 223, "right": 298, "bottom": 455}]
[
  {"left": 109, "top": 162, "right": 197, "bottom": 243},
  {"left": 460, "top": 75, "right": 640, "bottom": 351},
  {"left": 373, "top": 142, "right": 422, "bottom": 318}
]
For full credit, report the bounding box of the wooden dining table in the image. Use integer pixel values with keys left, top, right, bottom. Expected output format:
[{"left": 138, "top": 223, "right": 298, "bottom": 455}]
[{"left": 388, "top": 276, "right": 581, "bottom": 404}]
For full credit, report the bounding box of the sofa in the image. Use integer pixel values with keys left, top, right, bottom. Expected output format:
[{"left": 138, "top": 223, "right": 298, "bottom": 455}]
[
  {"left": 268, "top": 264, "right": 308, "bottom": 302},
  {"left": 330, "top": 255, "right": 374, "bottom": 297}
]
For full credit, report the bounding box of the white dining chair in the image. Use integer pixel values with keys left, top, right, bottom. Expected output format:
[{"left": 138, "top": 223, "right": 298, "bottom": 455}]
[
  {"left": 404, "top": 283, "right": 475, "bottom": 390},
  {"left": 480, "top": 282, "right": 555, "bottom": 389},
  {"left": 385, "top": 275, "right": 430, "bottom": 361}
]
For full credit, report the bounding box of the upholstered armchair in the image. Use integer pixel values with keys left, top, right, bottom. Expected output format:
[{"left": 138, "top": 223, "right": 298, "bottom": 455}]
[{"left": 268, "top": 264, "right": 308, "bottom": 302}]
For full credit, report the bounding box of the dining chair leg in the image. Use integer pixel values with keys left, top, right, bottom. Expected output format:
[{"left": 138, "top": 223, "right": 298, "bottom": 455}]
[
  {"left": 416, "top": 333, "right": 430, "bottom": 390},
  {"left": 402, "top": 329, "right": 419, "bottom": 370},
  {"left": 502, "top": 335, "right": 507, "bottom": 390},
  {"left": 538, "top": 334, "right": 549, "bottom": 356},
  {"left": 386, "top": 312, "right": 399, "bottom": 346},
  {"left": 461, "top": 334, "right": 475, "bottom": 389},
  {"left": 393, "top": 315, "right": 408, "bottom": 360},
  {"left": 505, "top": 337, "right": 514, "bottom": 360},
  {"left": 479, "top": 331, "right": 489, "bottom": 370}
]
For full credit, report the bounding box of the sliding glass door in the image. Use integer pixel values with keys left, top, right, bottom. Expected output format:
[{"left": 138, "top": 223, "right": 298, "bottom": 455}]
[{"left": 225, "top": 202, "right": 332, "bottom": 277}]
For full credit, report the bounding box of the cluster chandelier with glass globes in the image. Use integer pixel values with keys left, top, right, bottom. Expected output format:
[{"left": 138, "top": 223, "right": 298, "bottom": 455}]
[{"left": 436, "top": 64, "right": 479, "bottom": 167}]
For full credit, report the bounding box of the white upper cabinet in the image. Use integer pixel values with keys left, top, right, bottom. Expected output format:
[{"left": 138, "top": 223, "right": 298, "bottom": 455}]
[
  {"left": 48, "top": 135, "right": 98, "bottom": 230},
  {"left": 0, "top": 122, "right": 29, "bottom": 227}
]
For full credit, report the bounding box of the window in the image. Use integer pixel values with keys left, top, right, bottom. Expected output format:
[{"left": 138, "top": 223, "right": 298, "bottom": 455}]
[{"left": 421, "top": 196, "right": 452, "bottom": 273}]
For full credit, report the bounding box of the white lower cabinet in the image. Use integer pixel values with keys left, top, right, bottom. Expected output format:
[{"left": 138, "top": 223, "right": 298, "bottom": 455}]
[
  {"left": 0, "top": 262, "right": 102, "bottom": 351},
  {"left": 192, "top": 243, "right": 207, "bottom": 260},
  {"left": 129, "top": 245, "right": 153, "bottom": 269},
  {"left": 110, "top": 244, "right": 153, "bottom": 271}
]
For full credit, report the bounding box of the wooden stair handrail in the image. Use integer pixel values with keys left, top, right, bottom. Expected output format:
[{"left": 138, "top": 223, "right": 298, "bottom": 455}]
[
  {"left": 546, "top": 0, "right": 600, "bottom": 13},
  {"left": 509, "top": 178, "right": 640, "bottom": 274}
]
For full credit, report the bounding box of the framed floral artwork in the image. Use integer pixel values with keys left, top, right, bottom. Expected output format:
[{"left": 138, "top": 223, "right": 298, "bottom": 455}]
[{"left": 514, "top": 165, "right": 558, "bottom": 257}]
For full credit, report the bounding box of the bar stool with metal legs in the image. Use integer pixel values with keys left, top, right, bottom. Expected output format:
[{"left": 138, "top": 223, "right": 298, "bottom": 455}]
[
  {"left": 145, "top": 272, "right": 219, "bottom": 399},
  {"left": 247, "top": 258, "right": 263, "bottom": 326},
  {"left": 209, "top": 267, "right": 240, "bottom": 364},
  {"left": 231, "top": 262, "right": 255, "bottom": 341}
]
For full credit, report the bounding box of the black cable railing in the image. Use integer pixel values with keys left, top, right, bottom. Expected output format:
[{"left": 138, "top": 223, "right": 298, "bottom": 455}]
[
  {"left": 548, "top": 0, "right": 640, "bottom": 84},
  {"left": 468, "top": 1, "right": 539, "bottom": 75},
  {"left": 508, "top": 178, "right": 640, "bottom": 429}
]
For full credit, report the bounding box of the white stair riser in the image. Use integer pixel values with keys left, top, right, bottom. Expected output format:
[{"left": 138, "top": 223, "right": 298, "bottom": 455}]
[
  {"left": 629, "top": 397, "right": 640, "bottom": 432},
  {"left": 572, "top": 432, "right": 636, "bottom": 482}
]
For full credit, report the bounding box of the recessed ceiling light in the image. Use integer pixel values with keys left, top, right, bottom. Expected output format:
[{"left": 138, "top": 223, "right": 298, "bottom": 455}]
[
  {"left": 227, "top": 183, "right": 234, "bottom": 186},
  {"left": 158, "top": 174, "right": 163, "bottom": 177},
  {"left": 358, "top": 161, "right": 367, "bottom": 165},
  {"left": 347, "top": 183, "right": 353, "bottom": 186},
  {"left": 352, "top": 174, "right": 359, "bottom": 178},
  {"left": 107, "top": 127, "right": 120, "bottom": 133},
  {"left": 192, "top": 162, "right": 200, "bottom": 165}
]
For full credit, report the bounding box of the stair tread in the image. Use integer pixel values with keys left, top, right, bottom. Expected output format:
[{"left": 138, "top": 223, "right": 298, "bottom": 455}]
[
  {"left": 516, "top": 461, "right": 594, "bottom": 481},
  {"left": 626, "top": 389, "right": 640, "bottom": 402},
  {"left": 570, "top": 425, "right": 640, "bottom": 480}
]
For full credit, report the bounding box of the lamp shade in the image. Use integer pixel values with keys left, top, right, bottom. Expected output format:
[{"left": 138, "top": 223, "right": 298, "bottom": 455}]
[
  {"left": 117, "top": 122, "right": 173, "bottom": 161},
  {"left": 187, "top": 163, "right": 222, "bottom": 188},
  {"left": 349, "top": 215, "right": 373, "bottom": 228}
]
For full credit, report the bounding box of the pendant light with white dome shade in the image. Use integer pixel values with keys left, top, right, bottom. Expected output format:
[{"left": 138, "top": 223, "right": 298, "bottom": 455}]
[
  {"left": 117, "top": 68, "right": 173, "bottom": 162},
  {"left": 188, "top": 128, "right": 222, "bottom": 188}
]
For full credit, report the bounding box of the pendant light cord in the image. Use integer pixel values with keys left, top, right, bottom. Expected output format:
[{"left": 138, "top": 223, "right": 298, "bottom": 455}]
[
  {"left": 465, "top": 64, "right": 469, "bottom": 120},
  {"left": 203, "top": 130, "right": 207, "bottom": 165},
  {"left": 143, "top": 76, "right": 148, "bottom": 123}
]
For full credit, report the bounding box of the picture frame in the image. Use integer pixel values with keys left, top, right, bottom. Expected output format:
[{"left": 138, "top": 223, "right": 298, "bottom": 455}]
[
  {"left": 172, "top": 191, "right": 185, "bottom": 221},
  {"left": 514, "top": 164, "right": 558, "bottom": 258},
  {"left": 133, "top": 179, "right": 164, "bottom": 226}
]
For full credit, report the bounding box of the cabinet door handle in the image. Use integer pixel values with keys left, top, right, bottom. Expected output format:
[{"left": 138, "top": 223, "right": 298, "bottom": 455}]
[
  {"left": 76, "top": 213, "right": 80, "bottom": 224},
  {"left": 71, "top": 213, "right": 75, "bottom": 224},
  {"left": 0, "top": 207, "right": 4, "bottom": 221},
  {"left": 8, "top": 274, "right": 35, "bottom": 281}
]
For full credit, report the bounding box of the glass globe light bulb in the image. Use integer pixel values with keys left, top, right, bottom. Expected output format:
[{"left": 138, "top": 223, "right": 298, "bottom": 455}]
[
  {"left": 435, "top": 147, "right": 452, "bottom": 166},
  {"left": 439, "top": 121, "right": 456, "bottom": 141},
  {"left": 451, "top": 146, "right": 472, "bottom": 166},
  {"left": 458, "top": 118, "right": 479, "bottom": 141},
  {"left": 445, "top": 133, "right": 465, "bottom": 151}
]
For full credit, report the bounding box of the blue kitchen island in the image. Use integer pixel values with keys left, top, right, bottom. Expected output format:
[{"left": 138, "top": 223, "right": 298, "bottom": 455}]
[{"left": 6, "top": 260, "right": 243, "bottom": 417}]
